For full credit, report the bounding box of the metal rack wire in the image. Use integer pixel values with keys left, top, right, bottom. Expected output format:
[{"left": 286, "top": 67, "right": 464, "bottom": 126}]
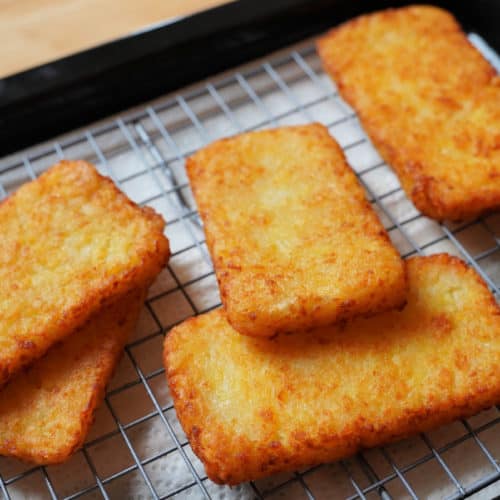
[{"left": 0, "top": 38, "right": 499, "bottom": 500}]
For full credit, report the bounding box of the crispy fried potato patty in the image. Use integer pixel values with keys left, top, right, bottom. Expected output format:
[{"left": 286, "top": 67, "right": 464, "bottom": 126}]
[
  {"left": 164, "top": 254, "right": 500, "bottom": 484},
  {"left": 187, "top": 124, "right": 406, "bottom": 337},
  {"left": 0, "top": 291, "right": 143, "bottom": 464},
  {"left": 0, "top": 160, "right": 169, "bottom": 386},
  {"left": 317, "top": 6, "right": 500, "bottom": 221}
]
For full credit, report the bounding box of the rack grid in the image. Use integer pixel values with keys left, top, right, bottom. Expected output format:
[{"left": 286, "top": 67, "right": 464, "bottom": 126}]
[{"left": 0, "top": 37, "right": 499, "bottom": 500}]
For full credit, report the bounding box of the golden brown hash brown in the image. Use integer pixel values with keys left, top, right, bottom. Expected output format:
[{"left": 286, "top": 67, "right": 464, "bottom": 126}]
[
  {"left": 164, "top": 254, "right": 500, "bottom": 484},
  {"left": 317, "top": 6, "right": 500, "bottom": 221},
  {"left": 0, "top": 160, "right": 170, "bottom": 387},
  {"left": 187, "top": 124, "right": 406, "bottom": 337},
  {"left": 0, "top": 291, "right": 143, "bottom": 464}
]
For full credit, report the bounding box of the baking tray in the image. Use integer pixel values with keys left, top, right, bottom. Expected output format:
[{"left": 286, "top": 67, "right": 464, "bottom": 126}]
[
  {"left": 1, "top": 0, "right": 499, "bottom": 155},
  {"left": 1, "top": 5, "right": 500, "bottom": 500}
]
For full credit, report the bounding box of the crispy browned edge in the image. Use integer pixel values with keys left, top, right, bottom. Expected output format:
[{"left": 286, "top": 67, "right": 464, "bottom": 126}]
[
  {"left": 185, "top": 124, "right": 407, "bottom": 337},
  {"left": 163, "top": 254, "right": 500, "bottom": 484},
  {"left": 0, "top": 160, "right": 170, "bottom": 387},
  {"left": 316, "top": 6, "right": 500, "bottom": 221}
]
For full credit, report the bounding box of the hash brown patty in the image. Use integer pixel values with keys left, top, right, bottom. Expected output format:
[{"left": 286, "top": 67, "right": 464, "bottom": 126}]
[
  {"left": 164, "top": 254, "right": 500, "bottom": 484},
  {"left": 0, "top": 160, "right": 169, "bottom": 386},
  {"left": 187, "top": 124, "right": 406, "bottom": 337},
  {"left": 0, "top": 291, "right": 143, "bottom": 464},
  {"left": 317, "top": 6, "right": 500, "bottom": 221}
]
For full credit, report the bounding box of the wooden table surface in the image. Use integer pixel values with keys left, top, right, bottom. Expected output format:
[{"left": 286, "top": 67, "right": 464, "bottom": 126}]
[{"left": 1, "top": 0, "right": 230, "bottom": 78}]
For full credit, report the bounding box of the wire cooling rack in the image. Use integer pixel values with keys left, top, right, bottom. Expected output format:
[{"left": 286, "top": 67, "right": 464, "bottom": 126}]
[{"left": 0, "top": 36, "right": 499, "bottom": 500}]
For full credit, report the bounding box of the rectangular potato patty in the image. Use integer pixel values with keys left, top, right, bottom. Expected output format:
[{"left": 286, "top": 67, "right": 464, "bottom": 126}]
[
  {"left": 164, "top": 254, "right": 500, "bottom": 485},
  {"left": 0, "top": 160, "right": 170, "bottom": 387},
  {"left": 0, "top": 291, "right": 144, "bottom": 464},
  {"left": 317, "top": 6, "right": 500, "bottom": 221},
  {"left": 187, "top": 124, "right": 406, "bottom": 337}
]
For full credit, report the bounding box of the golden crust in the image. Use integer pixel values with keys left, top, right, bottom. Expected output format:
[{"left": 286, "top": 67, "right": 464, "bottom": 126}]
[
  {"left": 0, "top": 290, "right": 144, "bottom": 464},
  {"left": 164, "top": 254, "right": 500, "bottom": 484},
  {"left": 317, "top": 6, "right": 500, "bottom": 221},
  {"left": 0, "top": 160, "right": 170, "bottom": 387},
  {"left": 187, "top": 124, "right": 406, "bottom": 337}
]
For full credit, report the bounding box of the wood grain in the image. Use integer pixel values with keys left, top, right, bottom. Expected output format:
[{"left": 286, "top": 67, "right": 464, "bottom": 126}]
[{"left": 0, "top": 0, "right": 230, "bottom": 78}]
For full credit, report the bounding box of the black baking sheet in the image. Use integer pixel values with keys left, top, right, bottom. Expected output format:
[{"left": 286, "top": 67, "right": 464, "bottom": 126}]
[{"left": 0, "top": 0, "right": 498, "bottom": 154}]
